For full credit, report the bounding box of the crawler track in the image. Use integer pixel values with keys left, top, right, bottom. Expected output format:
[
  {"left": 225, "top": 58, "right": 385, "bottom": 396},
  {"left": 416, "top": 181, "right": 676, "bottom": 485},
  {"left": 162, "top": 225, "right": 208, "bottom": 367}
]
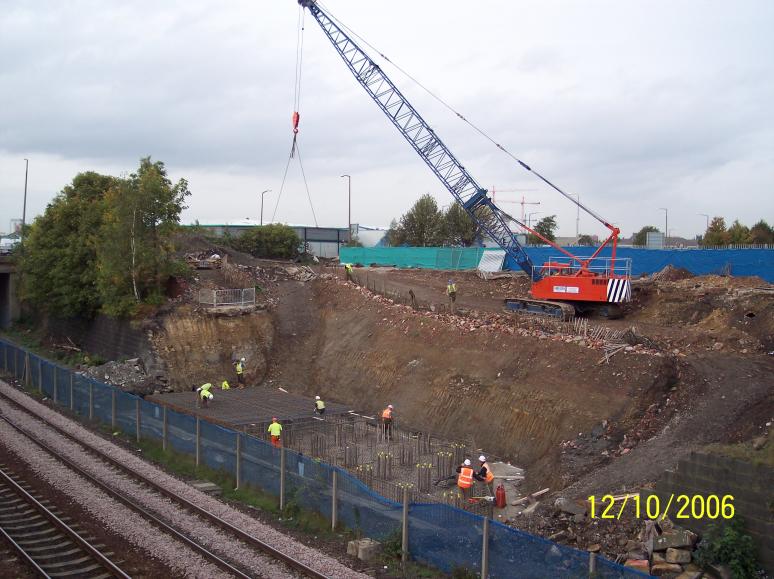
[
  {"left": 0, "top": 393, "right": 331, "bottom": 578},
  {"left": 0, "top": 463, "right": 129, "bottom": 579}
]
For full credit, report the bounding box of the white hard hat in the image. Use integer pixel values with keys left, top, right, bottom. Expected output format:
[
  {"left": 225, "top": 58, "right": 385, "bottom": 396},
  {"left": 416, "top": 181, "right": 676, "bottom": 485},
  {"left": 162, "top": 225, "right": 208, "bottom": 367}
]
[
  {"left": 315, "top": 395, "right": 320, "bottom": 400},
  {"left": 241, "top": 357, "right": 245, "bottom": 361},
  {"left": 463, "top": 459, "right": 471, "bottom": 466},
  {"left": 388, "top": 404, "right": 394, "bottom": 409},
  {"left": 479, "top": 455, "right": 486, "bottom": 462}
]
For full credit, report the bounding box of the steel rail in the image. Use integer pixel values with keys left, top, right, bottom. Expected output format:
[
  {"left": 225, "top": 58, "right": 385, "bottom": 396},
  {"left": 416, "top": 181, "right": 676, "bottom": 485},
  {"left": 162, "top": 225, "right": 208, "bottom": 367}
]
[
  {"left": 1, "top": 396, "right": 329, "bottom": 579},
  {"left": 0, "top": 415, "right": 254, "bottom": 579},
  {"left": 0, "top": 464, "right": 130, "bottom": 578}
]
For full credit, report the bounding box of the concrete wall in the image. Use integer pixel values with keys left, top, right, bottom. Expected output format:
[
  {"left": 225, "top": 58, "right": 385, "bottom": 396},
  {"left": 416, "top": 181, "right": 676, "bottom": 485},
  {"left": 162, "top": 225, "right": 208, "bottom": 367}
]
[
  {"left": 0, "top": 259, "right": 20, "bottom": 329},
  {"left": 647, "top": 452, "right": 773, "bottom": 572}
]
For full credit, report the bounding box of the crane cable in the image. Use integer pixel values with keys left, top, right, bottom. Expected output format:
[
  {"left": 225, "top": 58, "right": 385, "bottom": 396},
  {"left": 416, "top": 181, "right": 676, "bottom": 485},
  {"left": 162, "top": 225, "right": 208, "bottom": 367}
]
[
  {"left": 272, "top": 6, "right": 318, "bottom": 227},
  {"left": 316, "top": 1, "right": 616, "bottom": 231}
]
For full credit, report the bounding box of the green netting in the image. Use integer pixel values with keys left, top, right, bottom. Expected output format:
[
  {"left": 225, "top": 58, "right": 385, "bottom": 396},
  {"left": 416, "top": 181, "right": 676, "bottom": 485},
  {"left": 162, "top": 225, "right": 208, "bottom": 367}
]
[{"left": 340, "top": 247, "right": 497, "bottom": 270}]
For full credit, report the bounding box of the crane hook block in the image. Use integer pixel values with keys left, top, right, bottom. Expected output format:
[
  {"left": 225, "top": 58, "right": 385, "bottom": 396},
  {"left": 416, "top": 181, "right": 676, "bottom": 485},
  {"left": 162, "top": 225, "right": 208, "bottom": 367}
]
[{"left": 292, "top": 111, "right": 300, "bottom": 134}]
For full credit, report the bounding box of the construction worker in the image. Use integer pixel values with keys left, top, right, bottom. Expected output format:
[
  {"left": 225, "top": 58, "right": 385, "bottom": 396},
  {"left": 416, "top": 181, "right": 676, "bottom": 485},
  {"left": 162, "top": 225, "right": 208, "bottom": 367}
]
[
  {"left": 344, "top": 262, "right": 353, "bottom": 281},
  {"left": 456, "top": 458, "right": 474, "bottom": 499},
  {"left": 476, "top": 455, "right": 495, "bottom": 495},
  {"left": 267, "top": 417, "right": 283, "bottom": 448},
  {"left": 381, "top": 404, "right": 394, "bottom": 441},
  {"left": 221, "top": 380, "right": 230, "bottom": 390},
  {"left": 196, "top": 383, "right": 214, "bottom": 408},
  {"left": 314, "top": 395, "right": 326, "bottom": 417},
  {"left": 446, "top": 279, "right": 457, "bottom": 313},
  {"left": 234, "top": 357, "right": 246, "bottom": 388}
]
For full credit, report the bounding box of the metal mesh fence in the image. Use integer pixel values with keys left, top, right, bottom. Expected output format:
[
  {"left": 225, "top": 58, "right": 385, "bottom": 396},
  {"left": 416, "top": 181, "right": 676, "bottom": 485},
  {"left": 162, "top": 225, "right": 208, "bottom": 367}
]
[
  {"left": 72, "top": 374, "right": 90, "bottom": 417},
  {"left": 114, "top": 389, "right": 137, "bottom": 435},
  {"left": 0, "top": 339, "right": 647, "bottom": 578},
  {"left": 200, "top": 420, "right": 237, "bottom": 476},
  {"left": 140, "top": 398, "right": 163, "bottom": 441},
  {"left": 92, "top": 379, "right": 113, "bottom": 425},
  {"left": 166, "top": 409, "right": 196, "bottom": 455}
]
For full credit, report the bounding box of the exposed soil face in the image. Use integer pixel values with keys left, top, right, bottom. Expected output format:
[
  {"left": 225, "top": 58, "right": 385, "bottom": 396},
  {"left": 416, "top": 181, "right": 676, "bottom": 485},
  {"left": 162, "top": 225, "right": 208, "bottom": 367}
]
[
  {"left": 150, "top": 304, "right": 274, "bottom": 391},
  {"left": 265, "top": 277, "right": 678, "bottom": 489}
]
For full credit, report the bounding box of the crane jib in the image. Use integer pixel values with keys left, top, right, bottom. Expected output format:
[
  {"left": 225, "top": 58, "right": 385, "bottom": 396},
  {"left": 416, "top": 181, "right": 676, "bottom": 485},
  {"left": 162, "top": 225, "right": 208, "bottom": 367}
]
[{"left": 299, "top": 0, "right": 542, "bottom": 282}]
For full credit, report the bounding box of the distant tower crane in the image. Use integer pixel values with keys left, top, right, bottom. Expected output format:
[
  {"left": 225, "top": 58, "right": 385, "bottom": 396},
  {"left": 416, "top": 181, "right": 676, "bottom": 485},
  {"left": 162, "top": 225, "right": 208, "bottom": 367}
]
[{"left": 295, "top": 0, "right": 631, "bottom": 318}]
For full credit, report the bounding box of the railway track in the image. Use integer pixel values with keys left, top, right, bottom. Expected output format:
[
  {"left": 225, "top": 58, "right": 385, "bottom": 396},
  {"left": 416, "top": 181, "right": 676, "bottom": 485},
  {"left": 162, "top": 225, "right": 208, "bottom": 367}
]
[
  {"left": 0, "top": 463, "right": 130, "bottom": 579},
  {"left": 0, "top": 395, "right": 332, "bottom": 579}
]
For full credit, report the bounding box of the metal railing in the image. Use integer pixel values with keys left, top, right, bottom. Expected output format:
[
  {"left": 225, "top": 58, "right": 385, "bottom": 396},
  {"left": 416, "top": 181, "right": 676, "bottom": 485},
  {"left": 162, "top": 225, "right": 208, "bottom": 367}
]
[
  {"left": 199, "top": 288, "right": 255, "bottom": 307},
  {"left": 535, "top": 255, "right": 632, "bottom": 278}
]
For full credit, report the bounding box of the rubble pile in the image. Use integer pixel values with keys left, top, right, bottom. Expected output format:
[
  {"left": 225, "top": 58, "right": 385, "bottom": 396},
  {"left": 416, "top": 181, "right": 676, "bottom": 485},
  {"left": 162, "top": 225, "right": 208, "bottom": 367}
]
[
  {"left": 184, "top": 251, "right": 222, "bottom": 269},
  {"left": 650, "top": 264, "right": 694, "bottom": 282},
  {"left": 82, "top": 358, "right": 162, "bottom": 395},
  {"left": 332, "top": 278, "right": 662, "bottom": 358}
]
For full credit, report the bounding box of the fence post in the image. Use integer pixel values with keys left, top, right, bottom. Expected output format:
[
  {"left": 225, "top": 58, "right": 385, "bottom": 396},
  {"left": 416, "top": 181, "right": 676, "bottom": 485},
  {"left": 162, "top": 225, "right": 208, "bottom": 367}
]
[
  {"left": 195, "top": 417, "right": 201, "bottom": 467},
  {"left": 135, "top": 398, "right": 141, "bottom": 443},
  {"left": 111, "top": 389, "right": 116, "bottom": 429},
  {"left": 401, "top": 486, "right": 409, "bottom": 563},
  {"left": 69, "top": 374, "right": 74, "bottom": 411},
  {"left": 481, "top": 516, "right": 490, "bottom": 579},
  {"left": 53, "top": 367, "right": 58, "bottom": 404},
  {"left": 24, "top": 352, "right": 30, "bottom": 387},
  {"left": 279, "top": 447, "right": 286, "bottom": 511},
  {"left": 89, "top": 381, "right": 93, "bottom": 420},
  {"left": 3, "top": 344, "right": 6, "bottom": 371},
  {"left": 162, "top": 406, "right": 168, "bottom": 451},
  {"left": 331, "top": 470, "right": 338, "bottom": 531},
  {"left": 38, "top": 361, "right": 42, "bottom": 394},
  {"left": 589, "top": 552, "right": 597, "bottom": 576},
  {"left": 235, "top": 433, "right": 241, "bottom": 489}
]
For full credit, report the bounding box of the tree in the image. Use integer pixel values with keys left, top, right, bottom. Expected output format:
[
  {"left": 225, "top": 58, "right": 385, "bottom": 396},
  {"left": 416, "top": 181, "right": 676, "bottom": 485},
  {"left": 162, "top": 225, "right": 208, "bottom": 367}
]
[
  {"left": 632, "top": 225, "right": 659, "bottom": 246},
  {"left": 749, "top": 220, "right": 773, "bottom": 244},
  {"left": 97, "top": 157, "right": 190, "bottom": 316},
  {"left": 20, "top": 172, "right": 114, "bottom": 318},
  {"left": 386, "top": 218, "right": 405, "bottom": 247},
  {"left": 702, "top": 217, "right": 729, "bottom": 246},
  {"left": 395, "top": 194, "right": 445, "bottom": 246},
  {"left": 576, "top": 234, "right": 596, "bottom": 246},
  {"left": 443, "top": 203, "right": 477, "bottom": 247},
  {"left": 231, "top": 224, "right": 301, "bottom": 258},
  {"left": 726, "top": 220, "right": 751, "bottom": 244},
  {"left": 528, "top": 215, "right": 557, "bottom": 244}
]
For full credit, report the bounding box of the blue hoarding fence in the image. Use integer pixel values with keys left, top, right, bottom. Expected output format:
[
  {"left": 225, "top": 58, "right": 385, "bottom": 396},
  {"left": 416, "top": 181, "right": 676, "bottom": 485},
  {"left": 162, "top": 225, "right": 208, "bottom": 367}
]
[
  {"left": 341, "top": 246, "right": 774, "bottom": 282},
  {"left": 0, "top": 338, "right": 647, "bottom": 578}
]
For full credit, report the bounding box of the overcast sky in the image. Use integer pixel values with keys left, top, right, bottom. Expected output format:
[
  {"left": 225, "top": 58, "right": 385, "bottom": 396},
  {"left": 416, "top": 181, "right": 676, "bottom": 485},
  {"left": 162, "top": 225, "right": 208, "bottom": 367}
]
[{"left": 1, "top": 0, "right": 772, "bottom": 239}]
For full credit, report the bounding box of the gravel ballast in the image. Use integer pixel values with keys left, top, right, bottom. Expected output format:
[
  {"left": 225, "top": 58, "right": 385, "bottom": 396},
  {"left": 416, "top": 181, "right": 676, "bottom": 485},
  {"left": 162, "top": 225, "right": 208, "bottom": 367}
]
[
  {"left": 0, "top": 419, "right": 228, "bottom": 579},
  {"left": 0, "top": 380, "right": 369, "bottom": 579}
]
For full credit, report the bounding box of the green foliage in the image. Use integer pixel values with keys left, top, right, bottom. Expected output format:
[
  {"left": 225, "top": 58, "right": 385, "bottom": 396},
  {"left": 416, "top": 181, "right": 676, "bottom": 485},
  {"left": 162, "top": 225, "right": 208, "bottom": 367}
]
[
  {"left": 97, "top": 157, "right": 190, "bottom": 317},
  {"left": 18, "top": 158, "right": 189, "bottom": 319},
  {"left": 381, "top": 530, "right": 403, "bottom": 560},
  {"left": 703, "top": 216, "right": 729, "bottom": 246},
  {"left": 344, "top": 236, "right": 363, "bottom": 247},
  {"left": 20, "top": 172, "right": 114, "bottom": 318},
  {"left": 695, "top": 519, "right": 759, "bottom": 578},
  {"left": 726, "top": 220, "right": 751, "bottom": 244},
  {"left": 443, "top": 203, "right": 478, "bottom": 246},
  {"left": 749, "top": 219, "right": 773, "bottom": 244},
  {"left": 389, "top": 194, "right": 446, "bottom": 247},
  {"left": 528, "top": 215, "right": 558, "bottom": 244},
  {"left": 577, "top": 234, "right": 596, "bottom": 246},
  {"left": 633, "top": 225, "right": 659, "bottom": 246},
  {"left": 230, "top": 224, "right": 301, "bottom": 259}
]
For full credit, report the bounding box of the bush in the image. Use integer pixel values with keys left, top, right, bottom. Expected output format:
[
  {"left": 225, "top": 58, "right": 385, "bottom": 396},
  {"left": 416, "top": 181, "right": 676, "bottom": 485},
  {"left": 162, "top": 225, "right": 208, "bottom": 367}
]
[
  {"left": 695, "top": 518, "right": 759, "bottom": 578},
  {"left": 231, "top": 224, "right": 301, "bottom": 259}
]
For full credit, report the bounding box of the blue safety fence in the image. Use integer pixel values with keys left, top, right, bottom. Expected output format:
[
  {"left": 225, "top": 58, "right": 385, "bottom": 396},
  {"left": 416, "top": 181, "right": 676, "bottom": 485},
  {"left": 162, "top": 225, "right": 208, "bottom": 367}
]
[
  {"left": 166, "top": 408, "right": 196, "bottom": 455},
  {"left": 92, "top": 378, "right": 113, "bottom": 424},
  {"left": 342, "top": 245, "right": 774, "bottom": 282},
  {"left": 0, "top": 338, "right": 647, "bottom": 578},
  {"left": 73, "top": 374, "right": 90, "bottom": 417}
]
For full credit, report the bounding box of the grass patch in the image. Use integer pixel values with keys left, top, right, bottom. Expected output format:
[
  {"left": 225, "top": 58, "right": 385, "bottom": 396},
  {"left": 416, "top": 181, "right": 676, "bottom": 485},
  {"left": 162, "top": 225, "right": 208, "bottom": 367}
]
[
  {"left": 1, "top": 323, "right": 105, "bottom": 367},
  {"left": 704, "top": 435, "right": 773, "bottom": 468}
]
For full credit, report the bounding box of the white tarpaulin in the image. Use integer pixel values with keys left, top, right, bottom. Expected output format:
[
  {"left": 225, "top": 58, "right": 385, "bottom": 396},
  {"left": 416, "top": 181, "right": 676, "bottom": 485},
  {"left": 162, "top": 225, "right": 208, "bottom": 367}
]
[{"left": 477, "top": 249, "right": 506, "bottom": 273}]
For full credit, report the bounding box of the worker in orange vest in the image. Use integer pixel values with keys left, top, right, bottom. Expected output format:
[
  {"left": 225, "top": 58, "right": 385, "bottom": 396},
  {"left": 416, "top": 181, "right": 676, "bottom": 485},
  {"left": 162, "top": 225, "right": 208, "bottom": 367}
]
[
  {"left": 456, "top": 458, "right": 474, "bottom": 499},
  {"left": 381, "top": 404, "right": 394, "bottom": 441},
  {"left": 476, "top": 455, "right": 495, "bottom": 495}
]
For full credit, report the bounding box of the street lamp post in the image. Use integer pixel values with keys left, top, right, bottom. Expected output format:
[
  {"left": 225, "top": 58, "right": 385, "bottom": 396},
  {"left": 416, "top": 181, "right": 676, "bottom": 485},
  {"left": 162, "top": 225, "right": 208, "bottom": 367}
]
[
  {"left": 698, "top": 213, "right": 709, "bottom": 231},
  {"left": 527, "top": 211, "right": 541, "bottom": 229},
  {"left": 571, "top": 193, "right": 580, "bottom": 239},
  {"left": 659, "top": 207, "right": 668, "bottom": 248},
  {"left": 21, "top": 158, "right": 29, "bottom": 244},
  {"left": 260, "top": 189, "right": 271, "bottom": 226},
  {"left": 340, "top": 174, "right": 351, "bottom": 241}
]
